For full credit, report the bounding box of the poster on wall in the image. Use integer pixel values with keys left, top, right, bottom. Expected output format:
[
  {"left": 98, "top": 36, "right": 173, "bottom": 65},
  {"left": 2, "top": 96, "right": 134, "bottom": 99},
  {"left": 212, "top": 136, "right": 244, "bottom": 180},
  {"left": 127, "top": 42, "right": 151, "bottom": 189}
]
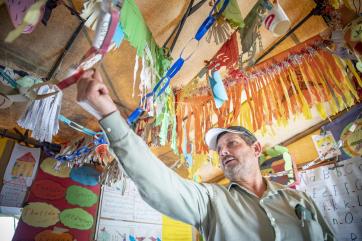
[
  {"left": 12, "top": 158, "right": 101, "bottom": 241},
  {"left": 296, "top": 157, "right": 362, "bottom": 241},
  {"left": 322, "top": 103, "right": 362, "bottom": 160},
  {"left": 311, "top": 131, "right": 341, "bottom": 160},
  {"left": 96, "top": 178, "right": 163, "bottom": 240},
  {"left": 3, "top": 143, "right": 41, "bottom": 187}
]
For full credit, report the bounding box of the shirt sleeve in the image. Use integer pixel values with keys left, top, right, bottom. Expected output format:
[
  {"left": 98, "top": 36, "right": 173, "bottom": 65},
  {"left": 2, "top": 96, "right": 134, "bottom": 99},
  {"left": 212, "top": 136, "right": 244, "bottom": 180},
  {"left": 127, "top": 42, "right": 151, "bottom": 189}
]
[{"left": 99, "top": 111, "right": 211, "bottom": 228}]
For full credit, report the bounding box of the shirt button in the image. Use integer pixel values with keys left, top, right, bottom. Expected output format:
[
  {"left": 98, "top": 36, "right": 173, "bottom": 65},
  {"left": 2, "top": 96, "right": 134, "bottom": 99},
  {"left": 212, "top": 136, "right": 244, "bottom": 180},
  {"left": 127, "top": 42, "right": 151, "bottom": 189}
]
[{"left": 106, "top": 128, "right": 112, "bottom": 133}]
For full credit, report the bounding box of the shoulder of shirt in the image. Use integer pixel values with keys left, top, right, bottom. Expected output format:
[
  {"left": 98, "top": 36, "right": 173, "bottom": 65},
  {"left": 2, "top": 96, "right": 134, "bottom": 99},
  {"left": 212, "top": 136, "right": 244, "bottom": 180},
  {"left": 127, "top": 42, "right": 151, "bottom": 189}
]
[{"left": 269, "top": 180, "right": 309, "bottom": 198}]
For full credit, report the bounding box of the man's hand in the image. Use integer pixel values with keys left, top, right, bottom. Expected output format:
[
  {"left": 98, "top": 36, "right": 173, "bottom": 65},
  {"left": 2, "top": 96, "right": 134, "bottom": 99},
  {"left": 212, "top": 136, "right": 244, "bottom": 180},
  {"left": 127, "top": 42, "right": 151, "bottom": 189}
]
[{"left": 76, "top": 69, "right": 117, "bottom": 120}]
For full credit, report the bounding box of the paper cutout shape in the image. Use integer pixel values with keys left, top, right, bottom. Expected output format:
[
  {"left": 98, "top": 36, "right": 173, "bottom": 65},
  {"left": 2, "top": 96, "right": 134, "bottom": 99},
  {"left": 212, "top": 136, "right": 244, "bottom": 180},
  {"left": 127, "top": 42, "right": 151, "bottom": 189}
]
[
  {"left": 312, "top": 131, "right": 341, "bottom": 160},
  {"left": 60, "top": 208, "right": 94, "bottom": 230},
  {"left": 22, "top": 202, "right": 60, "bottom": 228},
  {"left": 66, "top": 185, "right": 98, "bottom": 207},
  {"left": 209, "top": 71, "right": 228, "bottom": 108},
  {"left": 40, "top": 158, "right": 71, "bottom": 178},
  {"left": 70, "top": 166, "right": 100, "bottom": 186},
  {"left": 32, "top": 180, "right": 66, "bottom": 200},
  {"left": 4, "top": 144, "right": 40, "bottom": 187},
  {"left": 35, "top": 229, "right": 73, "bottom": 241},
  {"left": 11, "top": 152, "right": 36, "bottom": 177}
]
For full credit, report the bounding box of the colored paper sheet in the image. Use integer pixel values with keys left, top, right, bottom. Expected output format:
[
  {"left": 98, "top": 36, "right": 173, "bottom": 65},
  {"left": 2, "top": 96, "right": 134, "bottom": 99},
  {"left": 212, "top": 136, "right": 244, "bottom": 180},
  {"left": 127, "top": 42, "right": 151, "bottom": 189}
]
[
  {"left": 66, "top": 185, "right": 98, "bottom": 207},
  {"left": 96, "top": 219, "right": 162, "bottom": 241},
  {"left": 40, "top": 157, "right": 71, "bottom": 178},
  {"left": 312, "top": 131, "right": 341, "bottom": 160},
  {"left": 4, "top": 143, "right": 40, "bottom": 186},
  {"left": 209, "top": 71, "right": 228, "bottom": 109},
  {"left": 162, "top": 215, "right": 192, "bottom": 241},
  {"left": 0, "top": 178, "right": 27, "bottom": 207},
  {"left": 35, "top": 229, "right": 73, "bottom": 241},
  {"left": 31, "top": 179, "right": 66, "bottom": 200},
  {"left": 60, "top": 208, "right": 94, "bottom": 230},
  {"left": 98, "top": 179, "right": 162, "bottom": 224},
  {"left": 70, "top": 166, "right": 100, "bottom": 186},
  {"left": 22, "top": 202, "right": 60, "bottom": 228}
]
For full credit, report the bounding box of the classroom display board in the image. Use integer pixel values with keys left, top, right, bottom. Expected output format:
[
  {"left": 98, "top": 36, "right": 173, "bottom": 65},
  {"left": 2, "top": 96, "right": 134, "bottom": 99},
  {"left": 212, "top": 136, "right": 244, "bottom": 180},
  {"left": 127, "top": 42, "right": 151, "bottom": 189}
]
[
  {"left": 0, "top": 141, "right": 40, "bottom": 216},
  {"left": 322, "top": 103, "right": 362, "bottom": 160},
  {"left": 96, "top": 178, "right": 193, "bottom": 241},
  {"left": 296, "top": 157, "right": 362, "bottom": 241},
  {"left": 96, "top": 179, "right": 162, "bottom": 241},
  {"left": 12, "top": 157, "right": 101, "bottom": 241}
]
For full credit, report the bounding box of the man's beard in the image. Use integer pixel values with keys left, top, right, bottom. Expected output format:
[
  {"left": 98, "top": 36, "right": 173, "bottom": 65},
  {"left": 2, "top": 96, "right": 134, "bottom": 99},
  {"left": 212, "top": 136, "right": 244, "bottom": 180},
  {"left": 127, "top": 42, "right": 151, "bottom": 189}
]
[{"left": 223, "top": 162, "right": 249, "bottom": 181}]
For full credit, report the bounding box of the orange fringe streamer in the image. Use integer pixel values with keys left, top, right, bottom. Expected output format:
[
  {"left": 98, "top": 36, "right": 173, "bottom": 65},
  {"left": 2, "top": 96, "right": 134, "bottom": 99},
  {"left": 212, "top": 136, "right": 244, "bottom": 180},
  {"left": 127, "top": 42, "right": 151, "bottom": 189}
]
[{"left": 175, "top": 47, "right": 360, "bottom": 154}]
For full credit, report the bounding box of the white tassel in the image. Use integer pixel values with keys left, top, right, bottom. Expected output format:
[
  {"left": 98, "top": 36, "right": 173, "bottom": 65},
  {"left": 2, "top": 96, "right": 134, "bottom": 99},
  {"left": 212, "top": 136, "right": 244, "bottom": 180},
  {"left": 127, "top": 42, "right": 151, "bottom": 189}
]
[
  {"left": 18, "top": 85, "right": 62, "bottom": 142},
  {"left": 81, "top": 0, "right": 103, "bottom": 30}
]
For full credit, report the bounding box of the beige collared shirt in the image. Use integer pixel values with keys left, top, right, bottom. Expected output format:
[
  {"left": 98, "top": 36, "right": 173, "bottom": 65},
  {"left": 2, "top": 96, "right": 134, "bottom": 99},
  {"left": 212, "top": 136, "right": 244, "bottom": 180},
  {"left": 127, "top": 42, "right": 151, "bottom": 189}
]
[{"left": 100, "top": 111, "right": 335, "bottom": 241}]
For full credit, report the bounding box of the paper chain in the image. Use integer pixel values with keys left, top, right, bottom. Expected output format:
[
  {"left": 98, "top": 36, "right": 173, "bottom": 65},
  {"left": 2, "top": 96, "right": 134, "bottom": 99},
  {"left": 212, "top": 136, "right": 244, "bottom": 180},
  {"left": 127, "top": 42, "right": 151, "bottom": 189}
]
[{"left": 127, "top": 0, "right": 230, "bottom": 124}]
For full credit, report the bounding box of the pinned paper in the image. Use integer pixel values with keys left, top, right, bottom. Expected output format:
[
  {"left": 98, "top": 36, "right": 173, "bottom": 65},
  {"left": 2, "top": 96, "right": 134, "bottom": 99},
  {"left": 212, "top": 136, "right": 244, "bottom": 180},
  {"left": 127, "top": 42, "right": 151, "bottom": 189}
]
[
  {"left": 70, "top": 166, "right": 100, "bottom": 186},
  {"left": 31, "top": 180, "right": 66, "bottom": 200},
  {"left": 22, "top": 202, "right": 60, "bottom": 228},
  {"left": 35, "top": 229, "right": 73, "bottom": 241},
  {"left": 11, "top": 152, "right": 36, "bottom": 177},
  {"left": 40, "top": 158, "right": 71, "bottom": 178},
  {"left": 162, "top": 215, "right": 192, "bottom": 241},
  {"left": 4, "top": 143, "right": 40, "bottom": 186},
  {"left": 60, "top": 208, "right": 94, "bottom": 230},
  {"left": 312, "top": 131, "right": 341, "bottom": 160},
  {"left": 65, "top": 185, "right": 98, "bottom": 207},
  {"left": 209, "top": 71, "right": 228, "bottom": 108}
]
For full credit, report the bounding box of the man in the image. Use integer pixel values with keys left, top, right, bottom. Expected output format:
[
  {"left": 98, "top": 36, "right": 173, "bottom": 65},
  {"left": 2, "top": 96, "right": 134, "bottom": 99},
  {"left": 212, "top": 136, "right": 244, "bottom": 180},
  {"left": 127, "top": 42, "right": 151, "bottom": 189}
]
[{"left": 77, "top": 70, "right": 335, "bottom": 241}]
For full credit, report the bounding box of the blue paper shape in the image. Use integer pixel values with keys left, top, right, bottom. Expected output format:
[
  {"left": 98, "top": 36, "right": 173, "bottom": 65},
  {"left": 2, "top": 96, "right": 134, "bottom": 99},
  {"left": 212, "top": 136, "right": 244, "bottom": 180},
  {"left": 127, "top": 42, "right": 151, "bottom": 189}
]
[
  {"left": 209, "top": 71, "right": 228, "bottom": 108},
  {"left": 112, "top": 23, "right": 124, "bottom": 48},
  {"left": 129, "top": 235, "right": 136, "bottom": 241},
  {"left": 70, "top": 166, "right": 100, "bottom": 186}
]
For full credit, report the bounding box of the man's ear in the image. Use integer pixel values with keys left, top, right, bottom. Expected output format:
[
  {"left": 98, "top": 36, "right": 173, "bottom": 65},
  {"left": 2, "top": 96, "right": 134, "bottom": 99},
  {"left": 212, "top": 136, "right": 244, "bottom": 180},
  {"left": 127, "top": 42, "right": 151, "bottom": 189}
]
[{"left": 252, "top": 141, "right": 262, "bottom": 158}]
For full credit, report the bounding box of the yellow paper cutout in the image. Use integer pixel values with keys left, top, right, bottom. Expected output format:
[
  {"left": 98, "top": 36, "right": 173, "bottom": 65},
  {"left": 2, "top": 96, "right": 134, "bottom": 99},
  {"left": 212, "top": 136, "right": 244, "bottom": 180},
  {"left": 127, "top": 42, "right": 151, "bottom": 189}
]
[
  {"left": 162, "top": 215, "right": 192, "bottom": 241},
  {"left": 22, "top": 202, "right": 60, "bottom": 228},
  {"left": 40, "top": 158, "right": 71, "bottom": 178}
]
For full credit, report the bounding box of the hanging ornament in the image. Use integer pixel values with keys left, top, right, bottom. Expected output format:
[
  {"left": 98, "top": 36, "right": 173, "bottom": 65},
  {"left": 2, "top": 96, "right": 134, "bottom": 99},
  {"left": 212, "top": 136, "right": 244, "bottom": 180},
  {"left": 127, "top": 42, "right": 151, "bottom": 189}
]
[{"left": 206, "top": 16, "right": 231, "bottom": 45}]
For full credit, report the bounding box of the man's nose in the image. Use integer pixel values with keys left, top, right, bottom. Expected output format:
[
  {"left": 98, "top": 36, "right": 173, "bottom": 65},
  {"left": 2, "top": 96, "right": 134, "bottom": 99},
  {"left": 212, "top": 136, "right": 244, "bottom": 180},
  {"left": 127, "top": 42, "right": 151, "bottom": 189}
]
[{"left": 218, "top": 146, "right": 230, "bottom": 156}]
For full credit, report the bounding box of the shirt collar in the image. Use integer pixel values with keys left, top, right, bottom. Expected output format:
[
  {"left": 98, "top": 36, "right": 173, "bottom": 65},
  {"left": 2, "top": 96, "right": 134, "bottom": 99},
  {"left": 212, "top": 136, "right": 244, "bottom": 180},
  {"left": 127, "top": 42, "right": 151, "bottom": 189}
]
[{"left": 227, "top": 177, "right": 285, "bottom": 197}]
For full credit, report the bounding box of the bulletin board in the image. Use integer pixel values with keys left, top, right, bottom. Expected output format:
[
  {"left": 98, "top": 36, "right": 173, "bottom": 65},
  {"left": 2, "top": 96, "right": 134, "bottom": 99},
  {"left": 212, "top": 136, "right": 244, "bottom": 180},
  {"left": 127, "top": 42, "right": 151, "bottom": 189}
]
[{"left": 296, "top": 157, "right": 362, "bottom": 241}]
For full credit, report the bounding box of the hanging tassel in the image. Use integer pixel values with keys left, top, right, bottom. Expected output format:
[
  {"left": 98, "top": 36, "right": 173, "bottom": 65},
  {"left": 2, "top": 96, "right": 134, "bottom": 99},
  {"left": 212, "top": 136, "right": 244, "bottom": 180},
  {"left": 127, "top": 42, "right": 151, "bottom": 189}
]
[
  {"left": 206, "top": 17, "right": 231, "bottom": 45},
  {"left": 81, "top": 0, "right": 103, "bottom": 30},
  {"left": 18, "top": 85, "right": 62, "bottom": 142}
]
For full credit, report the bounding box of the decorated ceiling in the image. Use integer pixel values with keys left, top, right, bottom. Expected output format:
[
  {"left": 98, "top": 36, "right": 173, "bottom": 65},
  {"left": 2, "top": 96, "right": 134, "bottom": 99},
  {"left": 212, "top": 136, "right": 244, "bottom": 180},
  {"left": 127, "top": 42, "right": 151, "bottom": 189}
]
[{"left": 0, "top": 0, "right": 361, "bottom": 180}]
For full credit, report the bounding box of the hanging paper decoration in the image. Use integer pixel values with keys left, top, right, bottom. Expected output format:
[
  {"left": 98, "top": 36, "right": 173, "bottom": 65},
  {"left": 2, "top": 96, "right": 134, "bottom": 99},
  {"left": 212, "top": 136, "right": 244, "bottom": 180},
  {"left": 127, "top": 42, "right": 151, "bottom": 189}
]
[
  {"left": 4, "top": 0, "right": 46, "bottom": 42},
  {"left": 207, "top": 31, "right": 239, "bottom": 72},
  {"left": 176, "top": 36, "right": 361, "bottom": 154},
  {"left": 120, "top": 0, "right": 151, "bottom": 56},
  {"left": 209, "top": 70, "right": 228, "bottom": 108},
  {"left": 17, "top": 84, "right": 62, "bottom": 142}
]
